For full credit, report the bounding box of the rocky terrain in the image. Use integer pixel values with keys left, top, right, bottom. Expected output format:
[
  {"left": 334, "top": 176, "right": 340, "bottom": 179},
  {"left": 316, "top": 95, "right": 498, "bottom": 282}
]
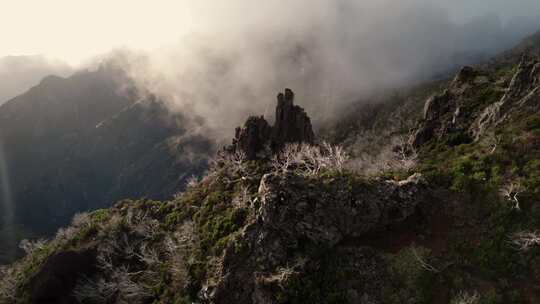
[{"left": 1, "top": 30, "right": 540, "bottom": 304}]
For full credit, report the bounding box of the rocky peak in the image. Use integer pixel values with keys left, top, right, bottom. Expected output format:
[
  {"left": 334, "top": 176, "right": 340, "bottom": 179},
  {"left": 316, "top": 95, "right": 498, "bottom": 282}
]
[
  {"left": 272, "top": 88, "right": 315, "bottom": 150},
  {"left": 232, "top": 116, "right": 272, "bottom": 160},
  {"left": 231, "top": 88, "right": 315, "bottom": 160}
]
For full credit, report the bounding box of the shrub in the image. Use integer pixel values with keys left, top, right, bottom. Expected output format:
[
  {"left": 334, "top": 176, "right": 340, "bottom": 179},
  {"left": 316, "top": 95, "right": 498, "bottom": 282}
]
[
  {"left": 271, "top": 142, "right": 349, "bottom": 176},
  {"left": 18, "top": 238, "right": 48, "bottom": 256},
  {"left": 509, "top": 231, "right": 540, "bottom": 252},
  {"left": 450, "top": 291, "right": 480, "bottom": 304}
]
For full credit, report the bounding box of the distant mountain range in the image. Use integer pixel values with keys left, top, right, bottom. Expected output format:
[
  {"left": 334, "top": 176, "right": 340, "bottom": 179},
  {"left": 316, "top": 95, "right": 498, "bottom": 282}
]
[
  {"left": 0, "top": 64, "right": 212, "bottom": 261},
  {"left": 0, "top": 55, "right": 73, "bottom": 105}
]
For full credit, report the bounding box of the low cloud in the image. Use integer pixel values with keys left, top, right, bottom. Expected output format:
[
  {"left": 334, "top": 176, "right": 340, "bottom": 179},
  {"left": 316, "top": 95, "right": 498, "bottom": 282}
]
[
  {"left": 0, "top": 55, "right": 72, "bottom": 105},
  {"left": 95, "top": 0, "right": 540, "bottom": 141}
]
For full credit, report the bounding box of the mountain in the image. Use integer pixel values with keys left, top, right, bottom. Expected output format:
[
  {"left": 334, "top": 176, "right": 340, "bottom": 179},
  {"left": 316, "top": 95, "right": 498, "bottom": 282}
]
[
  {"left": 0, "top": 55, "right": 72, "bottom": 105},
  {"left": 0, "top": 65, "right": 211, "bottom": 263},
  {"left": 2, "top": 38, "right": 540, "bottom": 302},
  {"left": 2, "top": 30, "right": 540, "bottom": 304}
]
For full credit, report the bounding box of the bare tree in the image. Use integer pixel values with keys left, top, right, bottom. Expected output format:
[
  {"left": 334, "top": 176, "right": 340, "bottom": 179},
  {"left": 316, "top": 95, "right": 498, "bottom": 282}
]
[
  {"left": 0, "top": 267, "right": 17, "bottom": 302},
  {"left": 164, "top": 222, "right": 198, "bottom": 288},
  {"left": 73, "top": 266, "right": 151, "bottom": 304},
  {"left": 500, "top": 182, "right": 523, "bottom": 210},
  {"left": 135, "top": 243, "right": 161, "bottom": 267},
  {"left": 18, "top": 238, "right": 48, "bottom": 256},
  {"left": 185, "top": 175, "right": 199, "bottom": 189},
  {"left": 390, "top": 134, "right": 418, "bottom": 171},
  {"left": 210, "top": 150, "right": 249, "bottom": 178},
  {"left": 484, "top": 133, "right": 501, "bottom": 154},
  {"left": 509, "top": 231, "right": 540, "bottom": 252},
  {"left": 321, "top": 141, "right": 349, "bottom": 172},
  {"left": 347, "top": 131, "right": 418, "bottom": 175},
  {"left": 72, "top": 212, "right": 92, "bottom": 228},
  {"left": 411, "top": 247, "right": 439, "bottom": 273},
  {"left": 271, "top": 143, "right": 299, "bottom": 174},
  {"left": 55, "top": 226, "right": 79, "bottom": 242},
  {"left": 451, "top": 291, "right": 480, "bottom": 304},
  {"left": 271, "top": 142, "right": 349, "bottom": 176}
]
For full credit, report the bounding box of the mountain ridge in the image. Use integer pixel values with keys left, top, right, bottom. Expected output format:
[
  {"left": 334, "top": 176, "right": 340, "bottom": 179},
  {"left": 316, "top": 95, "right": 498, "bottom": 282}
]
[
  {"left": 0, "top": 64, "right": 211, "bottom": 263},
  {"left": 1, "top": 29, "right": 540, "bottom": 303}
]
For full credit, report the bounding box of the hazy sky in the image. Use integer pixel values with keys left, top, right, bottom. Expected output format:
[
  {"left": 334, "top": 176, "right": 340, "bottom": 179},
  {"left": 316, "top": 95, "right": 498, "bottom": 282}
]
[
  {"left": 2, "top": 0, "right": 540, "bottom": 139},
  {"left": 1, "top": 0, "right": 540, "bottom": 65}
]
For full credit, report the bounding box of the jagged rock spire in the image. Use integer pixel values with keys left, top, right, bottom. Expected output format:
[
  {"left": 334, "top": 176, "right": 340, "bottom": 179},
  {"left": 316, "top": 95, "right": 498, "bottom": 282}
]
[
  {"left": 272, "top": 88, "right": 315, "bottom": 151},
  {"left": 232, "top": 116, "right": 272, "bottom": 160},
  {"left": 230, "top": 88, "right": 315, "bottom": 160}
]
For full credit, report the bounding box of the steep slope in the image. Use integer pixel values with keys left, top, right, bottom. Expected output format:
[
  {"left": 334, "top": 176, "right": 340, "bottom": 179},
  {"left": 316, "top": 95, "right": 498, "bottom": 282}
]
[{"left": 0, "top": 65, "right": 211, "bottom": 263}]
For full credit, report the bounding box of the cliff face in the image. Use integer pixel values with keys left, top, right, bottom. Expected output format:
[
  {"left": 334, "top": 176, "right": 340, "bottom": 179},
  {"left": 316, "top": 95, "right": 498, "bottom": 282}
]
[{"left": 210, "top": 173, "right": 428, "bottom": 303}]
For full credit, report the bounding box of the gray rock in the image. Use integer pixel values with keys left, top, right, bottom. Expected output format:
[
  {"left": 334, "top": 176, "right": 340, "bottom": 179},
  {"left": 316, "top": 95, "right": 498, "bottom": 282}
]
[{"left": 209, "top": 173, "right": 429, "bottom": 303}]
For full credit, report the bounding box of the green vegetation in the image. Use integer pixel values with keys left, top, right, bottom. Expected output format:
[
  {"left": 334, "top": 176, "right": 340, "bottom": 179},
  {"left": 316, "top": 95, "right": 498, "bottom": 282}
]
[{"left": 385, "top": 247, "right": 436, "bottom": 304}]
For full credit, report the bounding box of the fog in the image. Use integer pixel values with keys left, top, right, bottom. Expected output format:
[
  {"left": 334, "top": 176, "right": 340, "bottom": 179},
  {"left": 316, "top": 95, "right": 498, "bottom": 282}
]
[
  {"left": 0, "top": 56, "right": 72, "bottom": 105},
  {"left": 98, "top": 0, "right": 540, "bottom": 141},
  {"left": 2, "top": 1, "right": 540, "bottom": 140}
]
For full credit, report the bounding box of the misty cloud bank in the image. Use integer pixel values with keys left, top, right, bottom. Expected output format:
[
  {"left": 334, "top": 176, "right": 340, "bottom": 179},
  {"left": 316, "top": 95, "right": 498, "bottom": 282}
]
[
  {"left": 99, "top": 0, "right": 540, "bottom": 141},
  {"left": 0, "top": 56, "right": 72, "bottom": 105}
]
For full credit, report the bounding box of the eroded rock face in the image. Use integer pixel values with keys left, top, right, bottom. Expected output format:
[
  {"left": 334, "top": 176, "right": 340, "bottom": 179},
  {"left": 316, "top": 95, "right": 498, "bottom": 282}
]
[
  {"left": 474, "top": 56, "right": 540, "bottom": 138},
  {"left": 231, "top": 89, "right": 315, "bottom": 160},
  {"left": 208, "top": 173, "right": 429, "bottom": 304},
  {"left": 410, "top": 64, "right": 512, "bottom": 147},
  {"left": 257, "top": 173, "right": 426, "bottom": 246}
]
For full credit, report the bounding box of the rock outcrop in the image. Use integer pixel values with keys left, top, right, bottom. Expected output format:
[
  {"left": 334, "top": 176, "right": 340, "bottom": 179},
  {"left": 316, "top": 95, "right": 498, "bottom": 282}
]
[
  {"left": 410, "top": 67, "right": 480, "bottom": 148},
  {"left": 231, "top": 89, "right": 314, "bottom": 160},
  {"left": 410, "top": 63, "right": 516, "bottom": 147},
  {"left": 232, "top": 116, "right": 273, "bottom": 160},
  {"left": 474, "top": 56, "right": 540, "bottom": 137},
  {"left": 272, "top": 89, "right": 315, "bottom": 150},
  {"left": 208, "top": 173, "right": 429, "bottom": 303}
]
